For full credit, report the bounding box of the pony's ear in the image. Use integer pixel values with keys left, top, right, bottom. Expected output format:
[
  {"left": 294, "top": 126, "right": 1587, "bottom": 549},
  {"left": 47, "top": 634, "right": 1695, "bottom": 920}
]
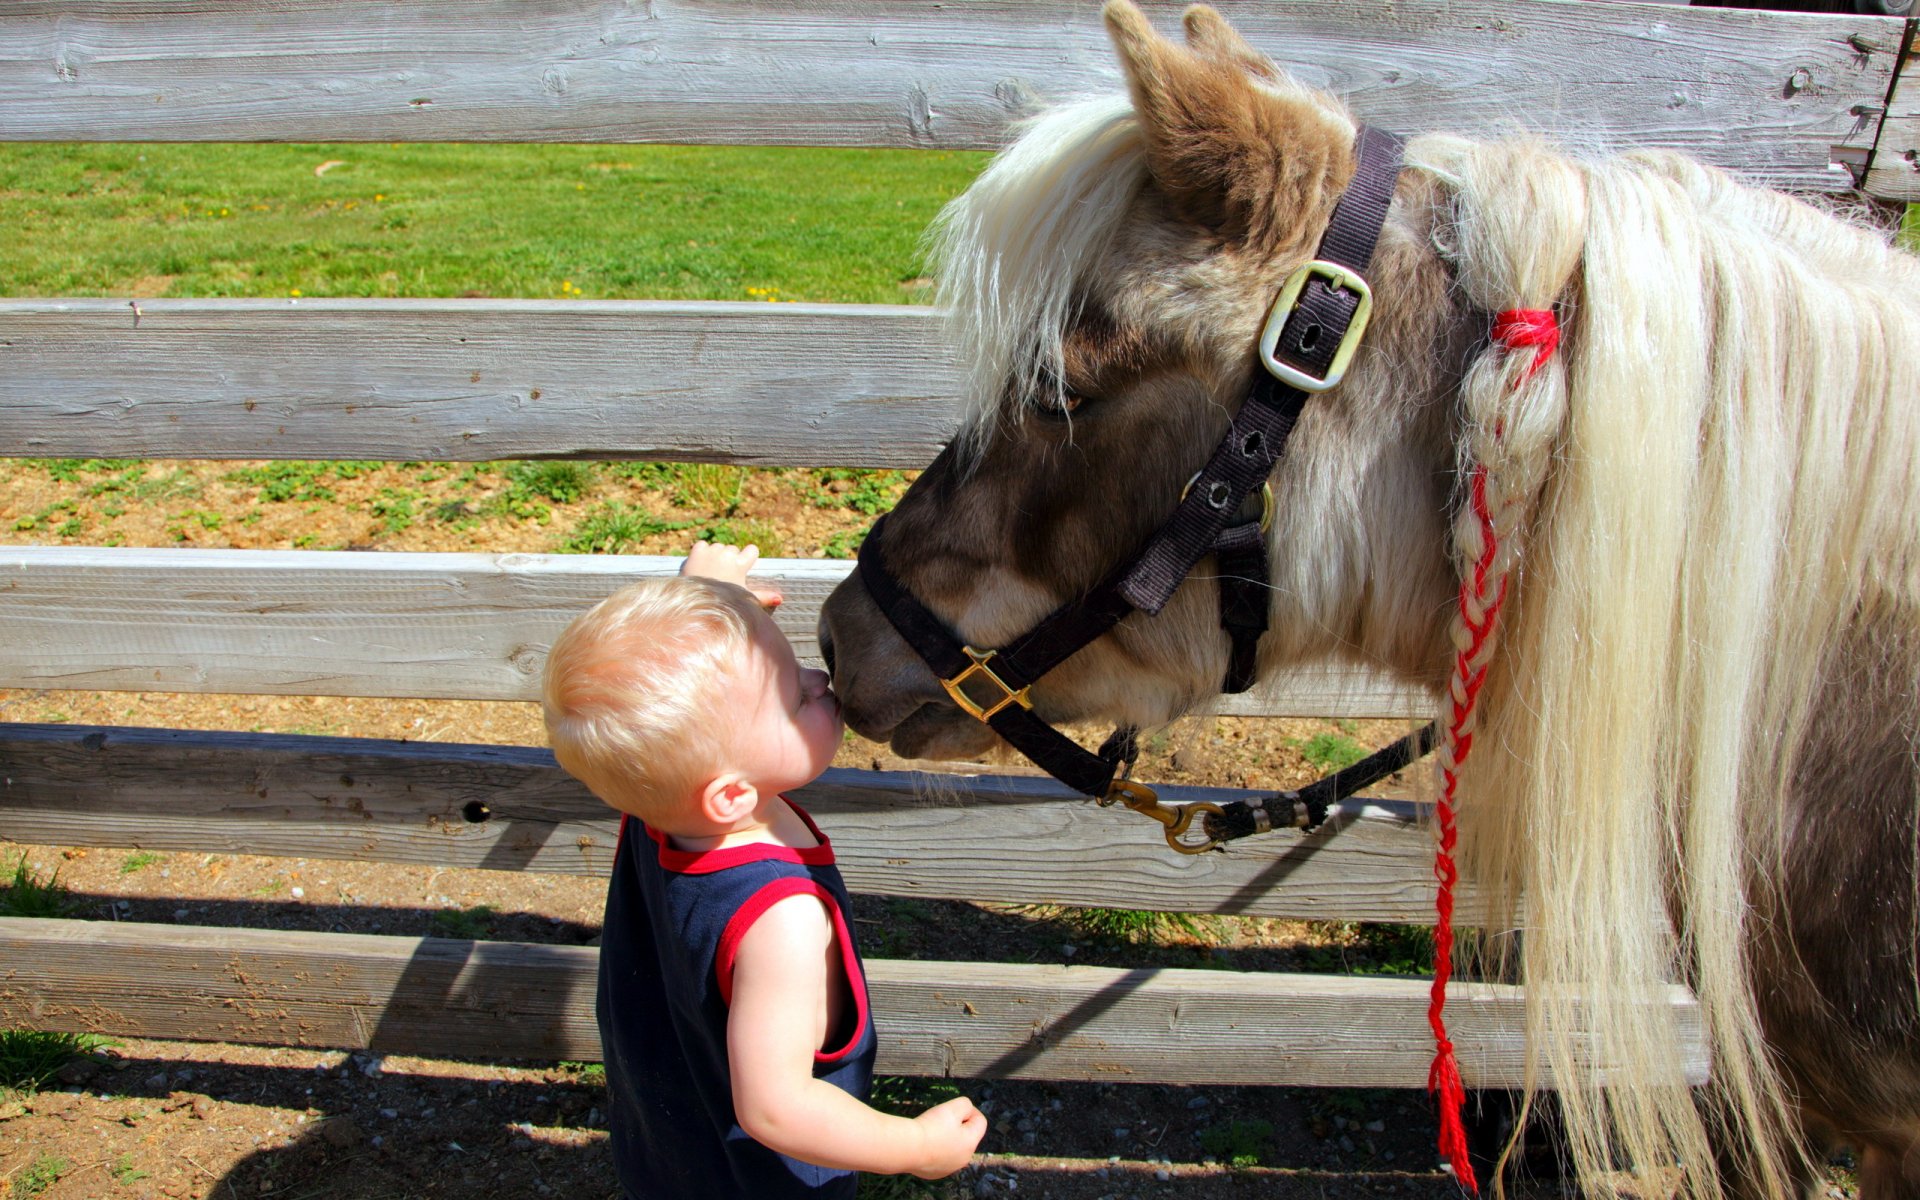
[
  {"left": 1102, "top": 0, "right": 1351, "bottom": 245},
  {"left": 1180, "top": 4, "right": 1284, "bottom": 85}
]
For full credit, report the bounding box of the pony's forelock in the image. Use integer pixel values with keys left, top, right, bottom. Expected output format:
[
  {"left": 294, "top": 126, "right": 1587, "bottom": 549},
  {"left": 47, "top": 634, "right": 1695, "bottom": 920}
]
[{"left": 927, "top": 95, "right": 1148, "bottom": 459}]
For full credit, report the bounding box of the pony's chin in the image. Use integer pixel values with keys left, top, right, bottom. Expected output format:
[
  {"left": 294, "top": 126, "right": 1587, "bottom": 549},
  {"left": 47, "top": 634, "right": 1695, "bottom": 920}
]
[{"left": 888, "top": 703, "right": 1000, "bottom": 761}]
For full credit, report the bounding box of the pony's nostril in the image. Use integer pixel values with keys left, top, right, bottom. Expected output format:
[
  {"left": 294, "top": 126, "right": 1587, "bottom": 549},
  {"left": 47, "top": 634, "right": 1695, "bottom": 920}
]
[{"left": 820, "top": 627, "right": 838, "bottom": 676}]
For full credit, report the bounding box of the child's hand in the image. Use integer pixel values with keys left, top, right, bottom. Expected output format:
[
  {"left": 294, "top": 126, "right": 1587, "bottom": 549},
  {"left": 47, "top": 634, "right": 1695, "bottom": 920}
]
[
  {"left": 908, "top": 1095, "right": 987, "bottom": 1178},
  {"left": 681, "top": 541, "right": 783, "bottom": 609}
]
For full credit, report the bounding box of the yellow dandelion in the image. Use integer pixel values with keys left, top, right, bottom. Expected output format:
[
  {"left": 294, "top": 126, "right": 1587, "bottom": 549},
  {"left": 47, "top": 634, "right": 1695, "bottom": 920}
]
[{"left": 290, "top": 289, "right": 302, "bottom": 297}]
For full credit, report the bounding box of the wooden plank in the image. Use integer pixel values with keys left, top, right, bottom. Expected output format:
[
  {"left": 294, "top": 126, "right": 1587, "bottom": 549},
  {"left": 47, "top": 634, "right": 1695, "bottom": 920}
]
[
  {"left": 1861, "top": 19, "right": 1919, "bottom": 201},
  {"left": 0, "top": 547, "right": 1433, "bottom": 719},
  {"left": 0, "top": 1, "right": 1890, "bottom": 193},
  {"left": 0, "top": 300, "right": 960, "bottom": 468},
  {"left": 0, "top": 917, "right": 1708, "bottom": 1087},
  {"left": 0, "top": 723, "right": 1466, "bottom": 924}
]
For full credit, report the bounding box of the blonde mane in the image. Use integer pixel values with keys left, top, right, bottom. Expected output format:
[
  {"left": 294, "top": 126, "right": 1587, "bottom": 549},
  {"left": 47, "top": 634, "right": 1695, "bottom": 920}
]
[
  {"left": 926, "top": 95, "right": 1146, "bottom": 455},
  {"left": 1416, "top": 135, "right": 1920, "bottom": 1194}
]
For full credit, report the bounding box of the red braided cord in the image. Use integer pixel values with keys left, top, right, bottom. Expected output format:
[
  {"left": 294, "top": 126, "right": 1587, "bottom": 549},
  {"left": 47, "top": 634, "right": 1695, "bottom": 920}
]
[
  {"left": 1490, "top": 308, "right": 1560, "bottom": 383},
  {"left": 1428, "top": 306, "right": 1557, "bottom": 1193}
]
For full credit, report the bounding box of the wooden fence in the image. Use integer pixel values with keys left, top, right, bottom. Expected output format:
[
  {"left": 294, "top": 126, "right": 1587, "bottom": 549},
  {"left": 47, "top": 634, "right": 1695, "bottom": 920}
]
[{"left": 5, "top": 0, "right": 1914, "bottom": 1094}]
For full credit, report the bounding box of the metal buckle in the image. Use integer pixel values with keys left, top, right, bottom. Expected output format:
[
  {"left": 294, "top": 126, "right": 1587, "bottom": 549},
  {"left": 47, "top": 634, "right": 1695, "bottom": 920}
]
[
  {"left": 1257, "top": 259, "right": 1374, "bottom": 393},
  {"left": 1101, "top": 779, "right": 1226, "bottom": 855},
  {"left": 942, "top": 646, "right": 1032, "bottom": 722}
]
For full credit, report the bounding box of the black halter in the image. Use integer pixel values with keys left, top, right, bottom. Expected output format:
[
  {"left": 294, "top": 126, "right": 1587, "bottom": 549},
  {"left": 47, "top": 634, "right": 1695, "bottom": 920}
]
[{"left": 858, "top": 125, "right": 1435, "bottom": 852}]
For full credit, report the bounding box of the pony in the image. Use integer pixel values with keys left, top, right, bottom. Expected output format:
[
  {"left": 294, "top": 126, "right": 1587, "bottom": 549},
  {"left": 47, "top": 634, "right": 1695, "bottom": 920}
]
[{"left": 817, "top": 2, "right": 1920, "bottom": 1196}]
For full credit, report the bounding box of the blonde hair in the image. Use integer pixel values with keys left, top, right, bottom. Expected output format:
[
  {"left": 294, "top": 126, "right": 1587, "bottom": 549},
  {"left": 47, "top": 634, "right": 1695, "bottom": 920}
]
[{"left": 541, "top": 576, "right": 766, "bottom": 819}]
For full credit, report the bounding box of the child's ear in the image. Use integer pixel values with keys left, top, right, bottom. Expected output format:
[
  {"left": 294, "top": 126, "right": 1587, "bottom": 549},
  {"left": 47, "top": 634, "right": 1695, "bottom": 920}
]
[{"left": 698, "top": 773, "right": 759, "bottom": 826}]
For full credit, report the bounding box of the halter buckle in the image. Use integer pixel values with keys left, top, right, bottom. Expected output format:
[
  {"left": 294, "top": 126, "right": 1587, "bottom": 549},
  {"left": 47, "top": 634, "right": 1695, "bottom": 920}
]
[
  {"left": 942, "top": 646, "right": 1032, "bottom": 722},
  {"left": 1257, "top": 259, "right": 1374, "bottom": 393}
]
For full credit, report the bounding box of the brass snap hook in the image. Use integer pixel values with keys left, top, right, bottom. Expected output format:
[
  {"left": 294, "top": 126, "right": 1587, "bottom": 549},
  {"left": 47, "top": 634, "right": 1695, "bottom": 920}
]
[{"left": 1101, "top": 779, "right": 1226, "bottom": 855}]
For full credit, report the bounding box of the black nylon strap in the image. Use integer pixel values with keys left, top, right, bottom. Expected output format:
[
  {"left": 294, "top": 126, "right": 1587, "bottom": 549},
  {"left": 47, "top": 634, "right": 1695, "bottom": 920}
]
[
  {"left": 1114, "top": 125, "right": 1405, "bottom": 618},
  {"left": 1203, "top": 721, "right": 1438, "bottom": 839},
  {"left": 1213, "top": 519, "right": 1269, "bottom": 694}
]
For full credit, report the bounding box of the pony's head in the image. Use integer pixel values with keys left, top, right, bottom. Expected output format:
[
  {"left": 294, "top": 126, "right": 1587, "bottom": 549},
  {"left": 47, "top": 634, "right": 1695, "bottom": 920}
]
[{"left": 819, "top": 1, "right": 1469, "bottom": 761}]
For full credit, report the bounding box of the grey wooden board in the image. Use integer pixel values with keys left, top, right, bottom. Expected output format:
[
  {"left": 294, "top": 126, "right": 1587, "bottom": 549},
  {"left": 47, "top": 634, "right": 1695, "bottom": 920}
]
[
  {"left": 0, "top": 723, "right": 1469, "bottom": 924},
  {"left": 0, "top": 546, "right": 1435, "bottom": 719},
  {"left": 0, "top": 300, "right": 960, "bottom": 468},
  {"left": 1863, "top": 23, "right": 1919, "bottom": 201},
  {"left": 0, "top": 917, "right": 1708, "bottom": 1087},
  {"left": 0, "top": 1, "right": 1895, "bottom": 195}
]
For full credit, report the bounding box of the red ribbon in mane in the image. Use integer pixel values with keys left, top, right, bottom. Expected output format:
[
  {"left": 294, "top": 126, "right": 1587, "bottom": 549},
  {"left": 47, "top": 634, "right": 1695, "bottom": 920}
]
[
  {"left": 1428, "top": 306, "right": 1561, "bottom": 1195},
  {"left": 1490, "top": 308, "right": 1560, "bottom": 383}
]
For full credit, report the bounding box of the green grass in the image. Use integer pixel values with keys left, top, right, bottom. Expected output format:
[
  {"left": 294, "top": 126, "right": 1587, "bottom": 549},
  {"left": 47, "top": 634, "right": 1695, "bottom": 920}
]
[
  {"left": 119, "top": 850, "right": 163, "bottom": 875},
  {"left": 428, "top": 905, "right": 496, "bottom": 939},
  {"left": 0, "top": 856, "right": 69, "bottom": 917},
  {"left": 1294, "top": 730, "right": 1368, "bottom": 772},
  {"left": 9, "top": 1154, "right": 67, "bottom": 1197},
  {"left": 0, "top": 1030, "right": 109, "bottom": 1094},
  {"left": 1199, "top": 1117, "right": 1275, "bottom": 1168},
  {"left": 0, "top": 142, "right": 985, "bottom": 304}
]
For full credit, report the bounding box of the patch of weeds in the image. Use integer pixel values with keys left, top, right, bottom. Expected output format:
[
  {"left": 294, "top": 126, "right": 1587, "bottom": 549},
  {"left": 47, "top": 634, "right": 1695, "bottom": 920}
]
[
  {"left": 1294, "top": 730, "right": 1368, "bottom": 772},
  {"left": 53, "top": 516, "right": 84, "bottom": 537},
  {"left": 868, "top": 1075, "right": 963, "bottom": 1117},
  {"left": 700, "top": 518, "right": 781, "bottom": 555},
  {"left": 222, "top": 461, "right": 338, "bottom": 502},
  {"left": 669, "top": 463, "right": 744, "bottom": 513},
  {"left": 559, "top": 502, "right": 691, "bottom": 555},
  {"left": 820, "top": 528, "right": 866, "bottom": 559},
  {"left": 250, "top": 876, "right": 288, "bottom": 898},
  {"left": 119, "top": 850, "right": 163, "bottom": 875},
  {"left": 507, "top": 460, "right": 596, "bottom": 506},
  {"left": 13, "top": 499, "right": 76, "bottom": 532},
  {"left": 0, "top": 856, "right": 70, "bottom": 917},
  {"left": 428, "top": 904, "right": 495, "bottom": 939},
  {"left": 132, "top": 468, "right": 202, "bottom": 502},
  {"left": 808, "top": 468, "right": 908, "bottom": 516},
  {"left": 10, "top": 1153, "right": 68, "bottom": 1197},
  {"left": 369, "top": 486, "right": 418, "bottom": 534},
  {"left": 167, "top": 508, "right": 223, "bottom": 540},
  {"left": 605, "top": 461, "right": 677, "bottom": 488},
  {"left": 558, "top": 1060, "right": 607, "bottom": 1087},
  {"left": 1199, "top": 1117, "right": 1275, "bottom": 1169},
  {"left": 1059, "top": 906, "right": 1201, "bottom": 945},
  {"left": 85, "top": 465, "right": 148, "bottom": 498},
  {"left": 429, "top": 499, "right": 477, "bottom": 529},
  {"left": 0, "top": 1030, "right": 108, "bottom": 1094},
  {"left": 26, "top": 458, "right": 138, "bottom": 483},
  {"left": 1300, "top": 922, "right": 1433, "bottom": 976},
  {"left": 111, "top": 1155, "right": 149, "bottom": 1185}
]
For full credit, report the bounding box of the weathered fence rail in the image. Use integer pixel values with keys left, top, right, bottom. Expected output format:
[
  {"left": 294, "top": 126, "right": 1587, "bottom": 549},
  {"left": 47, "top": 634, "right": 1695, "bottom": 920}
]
[{"left": 6, "top": 0, "right": 1912, "bottom": 1096}]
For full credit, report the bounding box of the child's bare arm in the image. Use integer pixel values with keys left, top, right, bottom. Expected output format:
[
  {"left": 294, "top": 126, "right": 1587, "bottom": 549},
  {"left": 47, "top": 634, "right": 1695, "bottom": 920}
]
[
  {"left": 727, "top": 896, "right": 985, "bottom": 1178},
  {"left": 681, "top": 541, "right": 784, "bottom": 609}
]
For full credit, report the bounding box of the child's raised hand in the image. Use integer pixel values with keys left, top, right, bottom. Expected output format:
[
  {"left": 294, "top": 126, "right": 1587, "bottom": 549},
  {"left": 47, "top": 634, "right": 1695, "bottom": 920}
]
[
  {"left": 908, "top": 1095, "right": 987, "bottom": 1179},
  {"left": 680, "top": 541, "right": 783, "bottom": 609}
]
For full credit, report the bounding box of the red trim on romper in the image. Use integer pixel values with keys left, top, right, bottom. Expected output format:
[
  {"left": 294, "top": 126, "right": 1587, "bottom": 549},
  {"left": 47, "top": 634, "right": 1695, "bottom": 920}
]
[
  {"left": 715, "top": 878, "right": 872, "bottom": 1065},
  {"left": 644, "top": 797, "right": 835, "bottom": 875}
]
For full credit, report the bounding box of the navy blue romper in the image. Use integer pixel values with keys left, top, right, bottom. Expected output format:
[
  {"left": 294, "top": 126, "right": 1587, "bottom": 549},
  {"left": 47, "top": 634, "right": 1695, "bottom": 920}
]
[{"left": 597, "top": 799, "right": 877, "bottom": 1199}]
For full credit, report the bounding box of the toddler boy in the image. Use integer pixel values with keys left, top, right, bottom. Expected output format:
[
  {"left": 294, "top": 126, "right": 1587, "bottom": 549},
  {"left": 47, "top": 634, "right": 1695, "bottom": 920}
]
[{"left": 542, "top": 541, "right": 986, "bottom": 1198}]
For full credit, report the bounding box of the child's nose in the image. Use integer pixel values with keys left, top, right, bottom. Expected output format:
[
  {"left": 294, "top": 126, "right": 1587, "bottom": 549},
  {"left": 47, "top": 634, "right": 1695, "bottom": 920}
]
[{"left": 800, "top": 667, "right": 831, "bottom": 698}]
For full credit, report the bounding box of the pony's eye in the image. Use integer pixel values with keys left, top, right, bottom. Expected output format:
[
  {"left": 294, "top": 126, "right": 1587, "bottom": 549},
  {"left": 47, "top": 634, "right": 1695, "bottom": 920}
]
[{"left": 1033, "top": 390, "right": 1086, "bottom": 421}]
